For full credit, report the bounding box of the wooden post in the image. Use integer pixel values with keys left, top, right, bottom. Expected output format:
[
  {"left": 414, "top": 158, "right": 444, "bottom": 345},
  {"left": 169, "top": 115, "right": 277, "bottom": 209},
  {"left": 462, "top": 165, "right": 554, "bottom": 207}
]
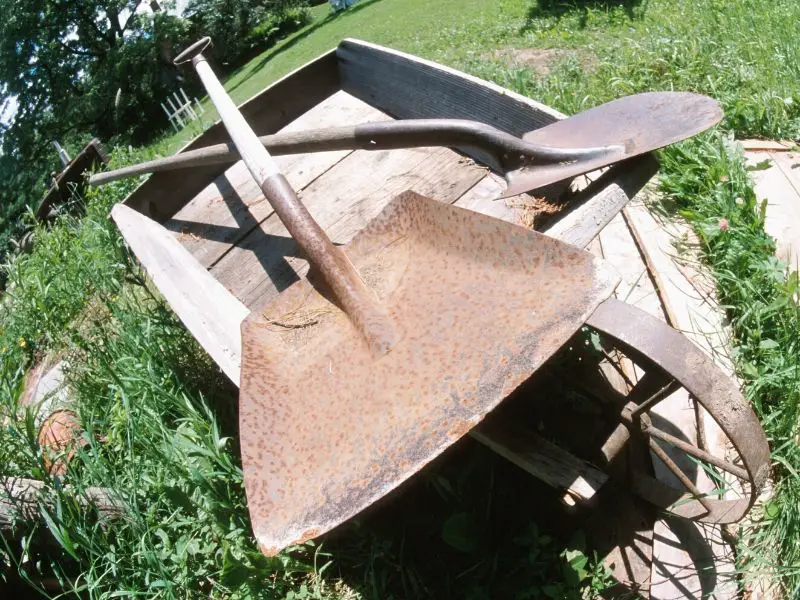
[
  {"left": 161, "top": 102, "right": 179, "bottom": 132},
  {"left": 0, "top": 477, "right": 122, "bottom": 532}
]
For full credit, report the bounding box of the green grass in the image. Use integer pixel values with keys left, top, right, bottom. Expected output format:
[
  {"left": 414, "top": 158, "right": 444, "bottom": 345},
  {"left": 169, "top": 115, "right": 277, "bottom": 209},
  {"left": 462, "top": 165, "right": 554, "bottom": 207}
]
[
  {"left": 4, "top": 0, "right": 800, "bottom": 597},
  {"left": 149, "top": 0, "right": 800, "bottom": 157}
]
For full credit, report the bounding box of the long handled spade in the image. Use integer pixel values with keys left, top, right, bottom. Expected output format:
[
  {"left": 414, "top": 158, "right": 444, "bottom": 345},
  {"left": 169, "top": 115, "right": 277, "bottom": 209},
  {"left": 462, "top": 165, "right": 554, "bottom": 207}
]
[
  {"left": 174, "top": 37, "right": 621, "bottom": 555},
  {"left": 90, "top": 118, "right": 624, "bottom": 187},
  {"left": 89, "top": 93, "right": 722, "bottom": 195}
]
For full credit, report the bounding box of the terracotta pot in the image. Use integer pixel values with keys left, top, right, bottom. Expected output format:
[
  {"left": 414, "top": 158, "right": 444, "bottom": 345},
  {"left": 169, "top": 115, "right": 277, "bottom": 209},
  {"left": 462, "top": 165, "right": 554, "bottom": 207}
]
[{"left": 37, "top": 409, "right": 86, "bottom": 476}]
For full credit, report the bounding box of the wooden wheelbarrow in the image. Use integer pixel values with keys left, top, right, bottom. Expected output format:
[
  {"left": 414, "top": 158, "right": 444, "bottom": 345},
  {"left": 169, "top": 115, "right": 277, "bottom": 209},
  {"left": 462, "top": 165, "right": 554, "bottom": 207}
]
[{"left": 110, "top": 38, "right": 769, "bottom": 588}]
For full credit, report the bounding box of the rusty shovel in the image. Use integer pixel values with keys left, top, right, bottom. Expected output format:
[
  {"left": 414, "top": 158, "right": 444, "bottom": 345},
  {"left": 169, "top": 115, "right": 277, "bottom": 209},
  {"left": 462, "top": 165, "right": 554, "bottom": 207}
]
[{"left": 175, "top": 38, "right": 619, "bottom": 555}]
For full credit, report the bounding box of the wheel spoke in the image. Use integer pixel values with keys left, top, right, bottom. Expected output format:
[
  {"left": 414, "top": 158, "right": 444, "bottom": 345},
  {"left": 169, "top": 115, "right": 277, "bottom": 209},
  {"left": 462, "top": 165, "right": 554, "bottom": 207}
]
[
  {"left": 630, "top": 375, "right": 681, "bottom": 418},
  {"left": 644, "top": 424, "right": 749, "bottom": 480},
  {"left": 693, "top": 398, "right": 708, "bottom": 452},
  {"left": 649, "top": 439, "right": 713, "bottom": 514}
]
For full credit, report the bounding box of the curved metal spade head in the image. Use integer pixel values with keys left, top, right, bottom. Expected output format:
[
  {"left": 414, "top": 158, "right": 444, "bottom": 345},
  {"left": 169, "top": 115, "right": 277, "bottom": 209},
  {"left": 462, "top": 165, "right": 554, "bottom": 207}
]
[
  {"left": 501, "top": 91, "right": 723, "bottom": 197},
  {"left": 239, "top": 191, "right": 618, "bottom": 555}
]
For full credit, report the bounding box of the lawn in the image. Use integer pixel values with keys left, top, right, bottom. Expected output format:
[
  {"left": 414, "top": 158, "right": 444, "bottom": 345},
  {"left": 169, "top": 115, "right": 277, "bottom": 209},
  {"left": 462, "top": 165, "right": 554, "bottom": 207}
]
[
  {"left": 156, "top": 0, "right": 800, "bottom": 155},
  {"left": 3, "top": 0, "right": 800, "bottom": 597}
]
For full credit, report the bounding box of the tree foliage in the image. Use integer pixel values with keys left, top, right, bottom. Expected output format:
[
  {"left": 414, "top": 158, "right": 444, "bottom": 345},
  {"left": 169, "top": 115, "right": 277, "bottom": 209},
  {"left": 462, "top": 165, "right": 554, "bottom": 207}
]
[
  {"left": 185, "top": 0, "right": 311, "bottom": 66},
  {"left": 0, "top": 1, "right": 192, "bottom": 147},
  {"left": 0, "top": 0, "right": 308, "bottom": 282},
  {"left": 0, "top": 1, "right": 193, "bottom": 272}
]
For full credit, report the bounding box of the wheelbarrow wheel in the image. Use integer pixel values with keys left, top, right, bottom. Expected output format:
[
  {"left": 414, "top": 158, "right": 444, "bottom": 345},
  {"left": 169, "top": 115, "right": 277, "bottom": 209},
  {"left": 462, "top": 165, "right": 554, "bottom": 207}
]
[{"left": 578, "top": 299, "right": 771, "bottom": 525}]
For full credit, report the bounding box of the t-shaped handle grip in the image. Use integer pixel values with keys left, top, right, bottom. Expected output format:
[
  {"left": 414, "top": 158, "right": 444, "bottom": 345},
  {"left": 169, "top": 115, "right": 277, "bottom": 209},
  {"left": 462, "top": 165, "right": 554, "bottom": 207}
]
[{"left": 174, "top": 36, "right": 212, "bottom": 66}]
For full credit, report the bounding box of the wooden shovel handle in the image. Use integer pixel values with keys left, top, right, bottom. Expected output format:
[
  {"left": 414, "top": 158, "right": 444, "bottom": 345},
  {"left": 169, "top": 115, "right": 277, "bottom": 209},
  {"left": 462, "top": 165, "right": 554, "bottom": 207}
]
[
  {"left": 89, "top": 120, "right": 621, "bottom": 186},
  {"left": 180, "top": 41, "right": 399, "bottom": 355}
]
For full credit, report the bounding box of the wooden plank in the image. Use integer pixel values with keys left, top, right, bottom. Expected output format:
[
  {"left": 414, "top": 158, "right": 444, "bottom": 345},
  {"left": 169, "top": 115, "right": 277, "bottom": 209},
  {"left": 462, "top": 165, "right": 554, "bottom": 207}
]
[
  {"left": 337, "top": 38, "right": 564, "bottom": 172},
  {"left": 472, "top": 416, "right": 608, "bottom": 502},
  {"left": 545, "top": 155, "right": 660, "bottom": 249},
  {"left": 596, "top": 213, "right": 662, "bottom": 315},
  {"left": 768, "top": 151, "right": 800, "bottom": 269},
  {"left": 739, "top": 139, "right": 795, "bottom": 151},
  {"left": 771, "top": 151, "right": 800, "bottom": 198},
  {"left": 623, "top": 207, "right": 682, "bottom": 327},
  {"left": 453, "top": 155, "right": 659, "bottom": 247},
  {"left": 111, "top": 204, "right": 249, "bottom": 384},
  {"left": 746, "top": 151, "right": 800, "bottom": 269},
  {"left": 211, "top": 146, "right": 487, "bottom": 310},
  {"left": 167, "top": 163, "right": 265, "bottom": 267},
  {"left": 164, "top": 91, "right": 388, "bottom": 268},
  {"left": 123, "top": 49, "right": 340, "bottom": 222},
  {"left": 624, "top": 200, "right": 733, "bottom": 371},
  {"left": 454, "top": 172, "right": 535, "bottom": 224}
]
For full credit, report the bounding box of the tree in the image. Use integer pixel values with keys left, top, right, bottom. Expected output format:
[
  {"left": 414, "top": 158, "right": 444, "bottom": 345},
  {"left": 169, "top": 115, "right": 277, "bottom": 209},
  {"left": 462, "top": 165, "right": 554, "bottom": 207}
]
[
  {"left": 0, "top": 0, "right": 308, "bottom": 280},
  {"left": 0, "top": 0, "right": 191, "bottom": 147},
  {"left": 0, "top": 1, "right": 191, "bottom": 276}
]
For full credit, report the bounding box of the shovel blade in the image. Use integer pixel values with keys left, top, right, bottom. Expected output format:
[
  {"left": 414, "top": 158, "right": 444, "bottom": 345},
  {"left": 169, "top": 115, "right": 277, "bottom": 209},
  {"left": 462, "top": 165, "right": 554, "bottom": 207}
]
[
  {"left": 239, "top": 191, "right": 617, "bottom": 555},
  {"left": 503, "top": 91, "right": 723, "bottom": 197}
]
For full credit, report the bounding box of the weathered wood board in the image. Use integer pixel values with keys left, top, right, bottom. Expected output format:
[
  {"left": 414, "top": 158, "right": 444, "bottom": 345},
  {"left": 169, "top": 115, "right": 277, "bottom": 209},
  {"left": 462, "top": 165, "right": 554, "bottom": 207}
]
[
  {"left": 746, "top": 149, "right": 800, "bottom": 270},
  {"left": 740, "top": 139, "right": 795, "bottom": 152},
  {"left": 113, "top": 204, "right": 249, "bottom": 384},
  {"left": 337, "top": 39, "right": 563, "bottom": 173},
  {"left": 165, "top": 91, "right": 389, "bottom": 269},
  {"left": 210, "top": 145, "right": 488, "bottom": 310}
]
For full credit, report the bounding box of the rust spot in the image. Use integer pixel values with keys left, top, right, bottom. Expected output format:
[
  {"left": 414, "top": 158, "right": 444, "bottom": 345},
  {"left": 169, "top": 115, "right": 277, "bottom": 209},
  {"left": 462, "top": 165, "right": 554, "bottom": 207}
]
[
  {"left": 448, "top": 419, "right": 476, "bottom": 440},
  {"left": 297, "top": 528, "right": 322, "bottom": 544},
  {"left": 38, "top": 409, "right": 88, "bottom": 476},
  {"left": 259, "top": 542, "right": 280, "bottom": 557}
]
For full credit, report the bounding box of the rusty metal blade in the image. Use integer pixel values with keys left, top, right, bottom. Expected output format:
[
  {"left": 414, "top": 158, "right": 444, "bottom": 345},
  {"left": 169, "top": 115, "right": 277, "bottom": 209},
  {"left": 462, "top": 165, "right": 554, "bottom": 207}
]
[
  {"left": 501, "top": 92, "right": 723, "bottom": 197},
  {"left": 239, "top": 191, "right": 618, "bottom": 555}
]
